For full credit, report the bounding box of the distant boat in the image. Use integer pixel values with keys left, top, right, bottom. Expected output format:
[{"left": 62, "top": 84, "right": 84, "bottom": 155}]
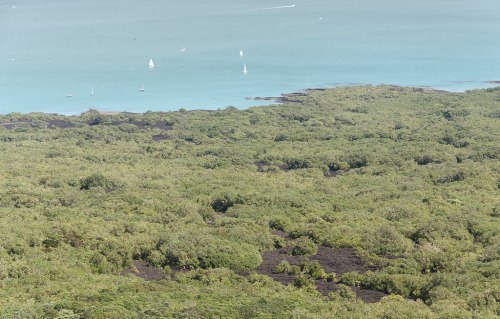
[
  {"left": 240, "top": 50, "right": 243, "bottom": 57},
  {"left": 65, "top": 94, "right": 72, "bottom": 97},
  {"left": 180, "top": 46, "right": 186, "bottom": 52},
  {"left": 90, "top": 86, "right": 94, "bottom": 96},
  {"left": 243, "top": 63, "right": 247, "bottom": 74},
  {"left": 149, "top": 58, "right": 154, "bottom": 68},
  {"left": 140, "top": 84, "right": 145, "bottom": 92}
]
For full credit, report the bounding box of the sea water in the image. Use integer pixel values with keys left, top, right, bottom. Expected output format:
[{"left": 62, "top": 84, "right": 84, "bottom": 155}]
[{"left": 1, "top": 0, "right": 500, "bottom": 115}]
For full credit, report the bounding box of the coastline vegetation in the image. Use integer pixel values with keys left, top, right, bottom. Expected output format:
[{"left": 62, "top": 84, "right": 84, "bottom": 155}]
[{"left": 0, "top": 85, "right": 499, "bottom": 318}]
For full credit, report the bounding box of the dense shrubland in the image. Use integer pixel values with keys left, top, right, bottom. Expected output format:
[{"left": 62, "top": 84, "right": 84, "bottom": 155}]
[{"left": 0, "top": 85, "right": 499, "bottom": 318}]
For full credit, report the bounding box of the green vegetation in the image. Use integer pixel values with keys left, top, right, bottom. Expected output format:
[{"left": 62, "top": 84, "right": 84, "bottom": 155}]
[
  {"left": 276, "top": 259, "right": 335, "bottom": 282},
  {"left": 0, "top": 85, "right": 499, "bottom": 317}
]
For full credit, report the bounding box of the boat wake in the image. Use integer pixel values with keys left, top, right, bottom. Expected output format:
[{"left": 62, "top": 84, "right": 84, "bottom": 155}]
[{"left": 245, "top": 4, "right": 295, "bottom": 12}]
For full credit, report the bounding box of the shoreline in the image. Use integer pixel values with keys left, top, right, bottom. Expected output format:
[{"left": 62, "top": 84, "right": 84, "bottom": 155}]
[
  {"left": 251, "top": 85, "right": 457, "bottom": 105},
  {"left": 2, "top": 83, "right": 499, "bottom": 116},
  {"left": 252, "top": 88, "right": 329, "bottom": 104}
]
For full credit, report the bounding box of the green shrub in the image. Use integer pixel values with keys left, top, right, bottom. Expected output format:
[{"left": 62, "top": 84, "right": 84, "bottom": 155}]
[
  {"left": 288, "top": 237, "right": 318, "bottom": 256},
  {"left": 271, "top": 235, "right": 286, "bottom": 249},
  {"left": 326, "top": 272, "right": 337, "bottom": 282},
  {"left": 79, "top": 173, "right": 116, "bottom": 190},
  {"left": 158, "top": 232, "right": 262, "bottom": 270},
  {"left": 88, "top": 112, "right": 110, "bottom": 125},
  {"left": 42, "top": 238, "right": 59, "bottom": 248},
  {"left": 362, "top": 226, "right": 413, "bottom": 255},
  {"left": 328, "top": 284, "right": 357, "bottom": 301},
  {"left": 198, "top": 206, "right": 216, "bottom": 221},
  {"left": 292, "top": 274, "right": 315, "bottom": 291},
  {"left": 90, "top": 252, "right": 109, "bottom": 274},
  {"left": 200, "top": 243, "right": 262, "bottom": 270},
  {"left": 210, "top": 192, "right": 244, "bottom": 212},
  {"left": 383, "top": 258, "right": 421, "bottom": 275},
  {"left": 39, "top": 177, "right": 66, "bottom": 188},
  {"left": 147, "top": 250, "right": 165, "bottom": 268},
  {"left": 118, "top": 123, "right": 137, "bottom": 133},
  {"left": 362, "top": 271, "right": 433, "bottom": 300},
  {"left": 268, "top": 216, "right": 290, "bottom": 231},
  {"left": 301, "top": 259, "right": 327, "bottom": 280},
  {"left": 339, "top": 272, "right": 365, "bottom": 287},
  {"left": 288, "top": 265, "right": 301, "bottom": 275},
  {"left": 275, "top": 260, "right": 292, "bottom": 274}
]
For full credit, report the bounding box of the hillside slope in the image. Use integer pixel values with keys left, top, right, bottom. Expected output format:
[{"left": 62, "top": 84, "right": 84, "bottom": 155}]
[{"left": 0, "top": 85, "right": 499, "bottom": 318}]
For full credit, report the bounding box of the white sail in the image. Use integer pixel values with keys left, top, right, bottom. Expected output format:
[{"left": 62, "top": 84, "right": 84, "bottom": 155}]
[
  {"left": 243, "top": 63, "right": 247, "bottom": 74},
  {"left": 90, "top": 86, "right": 94, "bottom": 96},
  {"left": 240, "top": 50, "right": 243, "bottom": 57},
  {"left": 149, "top": 58, "right": 154, "bottom": 68}
]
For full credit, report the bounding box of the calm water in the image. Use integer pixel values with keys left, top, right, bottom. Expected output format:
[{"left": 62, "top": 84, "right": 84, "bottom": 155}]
[{"left": 1, "top": 0, "right": 500, "bottom": 115}]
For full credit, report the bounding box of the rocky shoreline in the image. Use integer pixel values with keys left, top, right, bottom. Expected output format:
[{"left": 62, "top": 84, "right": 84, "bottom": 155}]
[{"left": 252, "top": 88, "right": 329, "bottom": 103}]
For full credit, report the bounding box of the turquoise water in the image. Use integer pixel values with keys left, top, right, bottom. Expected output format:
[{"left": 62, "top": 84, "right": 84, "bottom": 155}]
[{"left": 1, "top": 0, "right": 500, "bottom": 115}]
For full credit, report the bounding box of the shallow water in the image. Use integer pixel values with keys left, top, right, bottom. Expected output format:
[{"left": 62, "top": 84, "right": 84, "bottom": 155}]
[{"left": 1, "top": 0, "right": 500, "bottom": 114}]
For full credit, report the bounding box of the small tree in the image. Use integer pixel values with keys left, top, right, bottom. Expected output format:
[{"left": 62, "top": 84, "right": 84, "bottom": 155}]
[
  {"left": 79, "top": 173, "right": 116, "bottom": 190},
  {"left": 289, "top": 237, "right": 318, "bottom": 256}
]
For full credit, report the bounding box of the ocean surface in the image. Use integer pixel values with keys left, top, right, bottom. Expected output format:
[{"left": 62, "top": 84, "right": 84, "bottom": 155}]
[{"left": 1, "top": 0, "right": 500, "bottom": 115}]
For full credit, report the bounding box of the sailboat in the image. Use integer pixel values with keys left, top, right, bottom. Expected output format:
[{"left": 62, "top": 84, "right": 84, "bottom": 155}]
[
  {"left": 243, "top": 63, "right": 247, "bottom": 74},
  {"left": 180, "top": 46, "right": 186, "bottom": 52},
  {"left": 240, "top": 50, "right": 243, "bottom": 57},
  {"left": 140, "top": 84, "right": 145, "bottom": 92},
  {"left": 149, "top": 58, "right": 154, "bottom": 68},
  {"left": 65, "top": 93, "right": 72, "bottom": 97},
  {"left": 90, "top": 86, "right": 94, "bottom": 96}
]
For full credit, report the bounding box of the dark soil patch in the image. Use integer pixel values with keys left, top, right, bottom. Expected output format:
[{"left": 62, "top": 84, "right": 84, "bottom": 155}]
[
  {"left": 152, "top": 134, "right": 169, "bottom": 141},
  {"left": 271, "top": 230, "right": 290, "bottom": 240},
  {"left": 256, "top": 162, "right": 346, "bottom": 178},
  {"left": 310, "top": 246, "right": 377, "bottom": 275},
  {"left": 350, "top": 287, "right": 389, "bottom": 303},
  {"left": 323, "top": 168, "right": 350, "bottom": 178},
  {"left": 0, "top": 121, "right": 29, "bottom": 129},
  {"left": 119, "top": 260, "right": 186, "bottom": 281},
  {"left": 379, "top": 254, "right": 405, "bottom": 260},
  {"left": 323, "top": 170, "right": 341, "bottom": 178},
  {"left": 277, "top": 164, "right": 291, "bottom": 172},
  {"left": 120, "top": 261, "right": 165, "bottom": 281},
  {"left": 104, "top": 121, "right": 173, "bottom": 131},
  {"left": 47, "top": 119, "right": 76, "bottom": 129},
  {"left": 254, "top": 161, "right": 270, "bottom": 171},
  {"left": 0, "top": 119, "right": 174, "bottom": 130},
  {"left": 120, "top": 231, "right": 389, "bottom": 303},
  {"left": 85, "top": 120, "right": 173, "bottom": 131},
  {"left": 254, "top": 161, "right": 291, "bottom": 172},
  {"left": 238, "top": 230, "right": 388, "bottom": 303}
]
